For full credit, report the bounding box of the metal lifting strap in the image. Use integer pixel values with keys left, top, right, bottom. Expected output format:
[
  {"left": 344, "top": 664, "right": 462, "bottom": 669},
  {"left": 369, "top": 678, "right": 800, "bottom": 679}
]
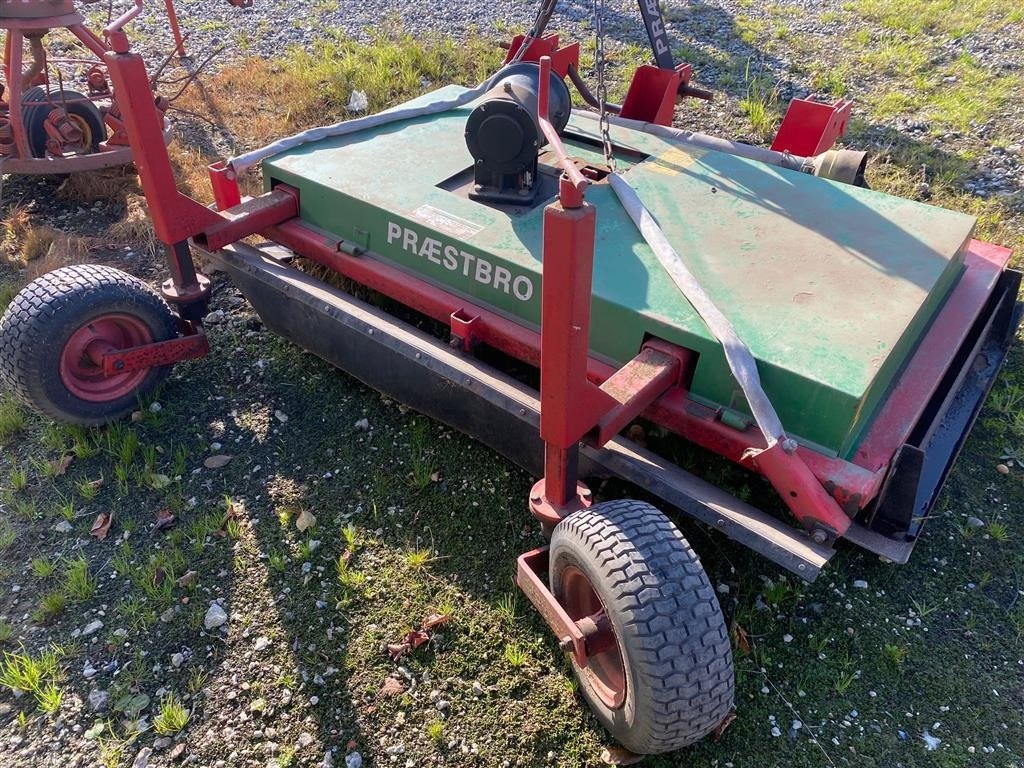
[{"left": 607, "top": 172, "right": 789, "bottom": 450}]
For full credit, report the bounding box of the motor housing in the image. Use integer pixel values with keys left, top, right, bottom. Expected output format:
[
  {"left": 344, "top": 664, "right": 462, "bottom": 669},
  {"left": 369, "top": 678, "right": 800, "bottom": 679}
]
[{"left": 464, "top": 63, "right": 571, "bottom": 204}]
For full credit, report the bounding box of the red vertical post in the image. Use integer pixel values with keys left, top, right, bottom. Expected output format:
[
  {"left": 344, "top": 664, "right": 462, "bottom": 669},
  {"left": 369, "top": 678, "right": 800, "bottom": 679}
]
[
  {"left": 163, "top": 0, "right": 187, "bottom": 57},
  {"left": 536, "top": 191, "right": 616, "bottom": 509}
]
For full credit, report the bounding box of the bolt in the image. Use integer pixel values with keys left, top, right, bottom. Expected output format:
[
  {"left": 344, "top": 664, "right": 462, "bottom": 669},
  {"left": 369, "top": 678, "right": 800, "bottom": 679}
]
[
  {"left": 811, "top": 529, "right": 829, "bottom": 544},
  {"left": 782, "top": 438, "right": 799, "bottom": 454},
  {"left": 113, "top": 361, "right": 125, "bottom": 371},
  {"left": 530, "top": 495, "right": 543, "bottom": 505}
]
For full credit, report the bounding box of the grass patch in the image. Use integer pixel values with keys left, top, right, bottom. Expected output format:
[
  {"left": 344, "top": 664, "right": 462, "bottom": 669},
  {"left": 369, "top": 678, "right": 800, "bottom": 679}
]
[
  {"left": 63, "top": 556, "right": 97, "bottom": 602},
  {"left": 0, "top": 646, "right": 65, "bottom": 715},
  {"left": 153, "top": 691, "right": 190, "bottom": 735},
  {"left": 849, "top": 0, "right": 1024, "bottom": 36}
]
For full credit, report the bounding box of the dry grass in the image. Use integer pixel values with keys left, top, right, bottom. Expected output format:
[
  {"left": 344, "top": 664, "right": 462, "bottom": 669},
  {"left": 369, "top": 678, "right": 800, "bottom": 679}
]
[{"left": 57, "top": 166, "right": 139, "bottom": 205}]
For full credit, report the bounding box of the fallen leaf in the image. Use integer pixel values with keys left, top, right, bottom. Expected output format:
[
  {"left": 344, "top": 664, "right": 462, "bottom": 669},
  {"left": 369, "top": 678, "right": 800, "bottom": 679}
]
[
  {"left": 295, "top": 509, "right": 317, "bottom": 533},
  {"left": 600, "top": 746, "right": 643, "bottom": 765},
  {"left": 177, "top": 570, "right": 198, "bottom": 588},
  {"left": 712, "top": 711, "right": 737, "bottom": 742},
  {"left": 90, "top": 512, "right": 113, "bottom": 540},
  {"left": 405, "top": 629, "right": 430, "bottom": 650},
  {"left": 379, "top": 677, "right": 405, "bottom": 697},
  {"left": 730, "top": 621, "right": 751, "bottom": 656},
  {"left": 217, "top": 499, "right": 240, "bottom": 534},
  {"left": 422, "top": 613, "right": 450, "bottom": 630},
  {"left": 148, "top": 473, "right": 172, "bottom": 490},
  {"left": 204, "top": 455, "right": 232, "bottom": 469},
  {"left": 152, "top": 567, "right": 167, "bottom": 586},
  {"left": 50, "top": 454, "right": 73, "bottom": 477},
  {"left": 346, "top": 740, "right": 358, "bottom": 752},
  {"left": 387, "top": 643, "right": 411, "bottom": 661},
  {"left": 154, "top": 508, "right": 176, "bottom": 532},
  {"left": 168, "top": 742, "right": 186, "bottom": 760}
]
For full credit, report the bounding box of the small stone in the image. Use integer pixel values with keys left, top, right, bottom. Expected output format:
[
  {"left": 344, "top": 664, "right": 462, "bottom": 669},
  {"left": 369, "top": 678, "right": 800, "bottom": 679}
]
[
  {"left": 204, "top": 310, "right": 225, "bottom": 325},
  {"left": 472, "top": 681, "right": 484, "bottom": 697},
  {"left": 321, "top": 752, "right": 335, "bottom": 768},
  {"left": 995, "top": 463, "right": 1009, "bottom": 474},
  {"left": 88, "top": 689, "right": 109, "bottom": 712},
  {"left": 354, "top": 418, "right": 370, "bottom": 431},
  {"left": 53, "top": 520, "right": 74, "bottom": 533},
  {"left": 297, "top": 732, "right": 314, "bottom": 748},
  {"left": 250, "top": 697, "right": 267, "bottom": 713},
  {"left": 161, "top": 607, "right": 176, "bottom": 623},
  {"left": 171, "top": 653, "right": 185, "bottom": 669},
  {"left": 771, "top": 726, "right": 782, "bottom": 737},
  {"left": 153, "top": 737, "right": 172, "bottom": 750},
  {"left": 149, "top": 402, "right": 162, "bottom": 413},
  {"left": 966, "top": 516, "right": 986, "bottom": 529},
  {"left": 204, "top": 602, "right": 228, "bottom": 630},
  {"left": 344, "top": 753, "right": 361, "bottom": 768},
  {"left": 132, "top": 747, "right": 153, "bottom": 768},
  {"left": 717, "top": 583, "right": 730, "bottom": 594},
  {"left": 82, "top": 619, "right": 104, "bottom": 636},
  {"left": 791, "top": 719, "right": 802, "bottom": 730},
  {"left": 83, "top": 663, "right": 97, "bottom": 679},
  {"left": 254, "top": 636, "right": 271, "bottom": 652},
  {"left": 782, "top": 634, "right": 793, "bottom": 643},
  {"left": 852, "top": 579, "right": 869, "bottom": 589},
  {"left": 274, "top": 410, "right": 289, "bottom": 423}
]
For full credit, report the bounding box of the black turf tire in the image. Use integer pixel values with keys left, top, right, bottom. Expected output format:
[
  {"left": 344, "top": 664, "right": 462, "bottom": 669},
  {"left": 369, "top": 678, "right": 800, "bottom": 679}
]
[
  {"left": 22, "top": 87, "right": 105, "bottom": 159},
  {"left": 550, "top": 500, "right": 734, "bottom": 754},
  {"left": 0, "top": 265, "right": 178, "bottom": 425}
]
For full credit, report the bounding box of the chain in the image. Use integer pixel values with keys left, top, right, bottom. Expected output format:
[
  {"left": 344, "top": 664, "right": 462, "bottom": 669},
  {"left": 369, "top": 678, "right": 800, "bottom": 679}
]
[{"left": 593, "top": 0, "right": 616, "bottom": 172}]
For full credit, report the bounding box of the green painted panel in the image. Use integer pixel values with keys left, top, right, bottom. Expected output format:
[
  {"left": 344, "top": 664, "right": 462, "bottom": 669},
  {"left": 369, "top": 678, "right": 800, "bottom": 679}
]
[{"left": 264, "top": 86, "right": 975, "bottom": 457}]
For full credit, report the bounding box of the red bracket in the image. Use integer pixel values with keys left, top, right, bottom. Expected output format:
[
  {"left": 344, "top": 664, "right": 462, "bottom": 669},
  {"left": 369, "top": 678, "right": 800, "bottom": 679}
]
[
  {"left": 515, "top": 546, "right": 589, "bottom": 666},
  {"left": 102, "top": 329, "right": 210, "bottom": 376},
  {"left": 503, "top": 35, "right": 580, "bottom": 78},
  {"left": 770, "top": 98, "right": 853, "bottom": 157},
  {"left": 619, "top": 63, "right": 685, "bottom": 126}
]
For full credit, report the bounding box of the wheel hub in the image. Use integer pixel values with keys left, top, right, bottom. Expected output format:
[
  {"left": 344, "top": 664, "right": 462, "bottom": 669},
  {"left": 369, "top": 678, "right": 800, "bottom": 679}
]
[
  {"left": 560, "top": 564, "right": 627, "bottom": 709},
  {"left": 59, "top": 314, "right": 152, "bottom": 401}
]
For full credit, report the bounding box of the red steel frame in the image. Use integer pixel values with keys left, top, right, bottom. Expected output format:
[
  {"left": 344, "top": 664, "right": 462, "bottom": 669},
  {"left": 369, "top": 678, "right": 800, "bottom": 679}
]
[{"left": 100, "top": 35, "right": 1014, "bottom": 540}]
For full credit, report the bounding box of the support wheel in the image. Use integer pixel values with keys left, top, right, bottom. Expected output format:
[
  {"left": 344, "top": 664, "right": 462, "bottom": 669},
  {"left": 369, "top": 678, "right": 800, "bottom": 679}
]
[
  {"left": 550, "top": 500, "right": 734, "bottom": 754},
  {"left": 0, "top": 265, "right": 179, "bottom": 425},
  {"left": 23, "top": 87, "right": 105, "bottom": 158}
]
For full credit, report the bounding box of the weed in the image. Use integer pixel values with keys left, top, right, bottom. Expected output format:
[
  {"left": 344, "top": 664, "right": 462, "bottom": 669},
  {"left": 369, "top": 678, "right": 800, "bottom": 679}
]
[
  {"left": 12, "top": 496, "right": 36, "bottom": 520},
  {"left": 504, "top": 643, "right": 528, "bottom": 668},
  {"left": 341, "top": 523, "right": 358, "bottom": 552},
  {"left": 33, "top": 591, "right": 67, "bottom": 623},
  {"left": 36, "top": 682, "right": 64, "bottom": 715},
  {"left": 0, "top": 395, "right": 26, "bottom": 444},
  {"left": 76, "top": 476, "right": 102, "bottom": 500},
  {"left": 883, "top": 643, "right": 908, "bottom": 667},
  {"left": 0, "top": 621, "right": 12, "bottom": 643},
  {"left": 987, "top": 519, "right": 1009, "bottom": 542},
  {"left": 54, "top": 494, "right": 75, "bottom": 522},
  {"left": 403, "top": 547, "right": 434, "bottom": 571},
  {"left": 112, "top": 542, "right": 136, "bottom": 578},
  {"left": 0, "top": 520, "right": 15, "bottom": 550},
  {"left": 336, "top": 556, "right": 366, "bottom": 596},
  {"left": 30, "top": 557, "right": 57, "bottom": 579},
  {"left": 8, "top": 463, "right": 28, "bottom": 493},
  {"left": 187, "top": 668, "right": 210, "bottom": 696},
  {"left": 910, "top": 597, "right": 939, "bottom": 619},
  {"left": 496, "top": 592, "right": 519, "bottom": 623},
  {"left": 63, "top": 556, "right": 97, "bottom": 602},
  {"left": 15, "top": 710, "right": 28, "bottom": 729},
  {"left": 833, "top": 668, "right": 858, "bottom": 694},
  {"left": 739, "top": 61, "right": 780, "bottom": 140},
  {"left": 225, "top": 518, "right": 242, "bottom": 540},
  {"left": 268, "top": 552, "right": 288, "bottom": 572},
  {"left": 153, "top": 691, "right": 190, "bottom": 735},
  {"left": 426, "top": 719, "right": 444, "bottom": 742},
  {"left": 278, "top": 747, "right": 297, "bottom": 768}
]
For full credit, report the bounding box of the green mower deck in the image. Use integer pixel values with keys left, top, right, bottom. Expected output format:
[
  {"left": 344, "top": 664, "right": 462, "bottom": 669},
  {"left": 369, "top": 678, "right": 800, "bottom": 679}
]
[{"left": 264, "top": 86, "right": 976, "bottom": 459}]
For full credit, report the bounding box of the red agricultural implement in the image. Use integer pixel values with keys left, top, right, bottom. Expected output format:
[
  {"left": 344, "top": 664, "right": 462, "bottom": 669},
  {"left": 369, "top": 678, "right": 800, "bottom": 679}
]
[
  {"left": 0, "top": 1, "right": 1019, "bottom": 754},
  {"left": 0, "top": 0, "right": 246, "bottom": 174}
]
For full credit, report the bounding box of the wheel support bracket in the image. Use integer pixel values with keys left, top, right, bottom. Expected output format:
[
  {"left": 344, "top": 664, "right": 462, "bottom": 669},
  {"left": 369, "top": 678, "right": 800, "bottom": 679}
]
[
  {"left": 101, "top": 328, "right": 209, "bottom": 376},
  {"left": 515, "top": 546, "right": 590, "bottom": 667}
]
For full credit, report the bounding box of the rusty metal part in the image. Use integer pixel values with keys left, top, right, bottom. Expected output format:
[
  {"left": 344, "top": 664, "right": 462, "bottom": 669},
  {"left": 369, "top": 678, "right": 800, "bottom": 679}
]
[
  {"left": 101, "top": 329, "right": 209, "bottom": 377},
  {"left": 515, "top": 547, "right": 591, "bottom": 667}
]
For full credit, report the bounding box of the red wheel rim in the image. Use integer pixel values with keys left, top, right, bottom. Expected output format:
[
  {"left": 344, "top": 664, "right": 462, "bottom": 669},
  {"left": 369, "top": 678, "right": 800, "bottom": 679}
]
[
  {"left": 561, "top": 564, "right": 627, "bottom": 709},
  {"left": 59, "top": 313, "right": 152, "bottom": 402}
]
